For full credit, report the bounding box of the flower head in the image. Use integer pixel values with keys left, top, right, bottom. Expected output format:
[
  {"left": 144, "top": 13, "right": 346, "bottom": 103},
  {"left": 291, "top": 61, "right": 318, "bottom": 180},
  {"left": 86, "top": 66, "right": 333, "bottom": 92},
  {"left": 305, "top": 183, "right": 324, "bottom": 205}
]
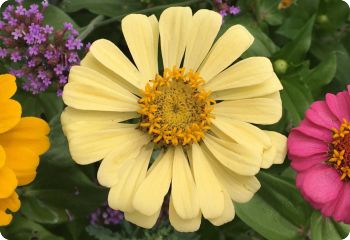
[
  {"left": 61, "top": 7, "right": 286, "bottom": 232},
  {"left": 213, "top": 0, "right": 241, "bottom": 19},
  {"left": 0, "top": 74, "right": 50, "bottom": 226},
  {"left": 288, "top": 87, "right": 350, "bottom": 224},
  {"left": 0, "top": 1, "right": 85, "bottom": 95}
]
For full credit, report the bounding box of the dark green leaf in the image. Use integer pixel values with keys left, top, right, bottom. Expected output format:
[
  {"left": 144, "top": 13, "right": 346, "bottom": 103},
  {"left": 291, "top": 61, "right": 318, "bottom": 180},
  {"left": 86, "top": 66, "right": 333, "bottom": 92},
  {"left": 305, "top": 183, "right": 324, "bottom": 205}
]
[
  {"left": 274, "top": 16, "right": 316, "bottom": 64},
  {"left": 311, "top": 211, "right": 349, "bottom": 240},
  {"left": 44, "top": 5, "right": 80, "bottom": 30},
  {"left": 306, "top": 53, "right": 337, "bottom": 97}
]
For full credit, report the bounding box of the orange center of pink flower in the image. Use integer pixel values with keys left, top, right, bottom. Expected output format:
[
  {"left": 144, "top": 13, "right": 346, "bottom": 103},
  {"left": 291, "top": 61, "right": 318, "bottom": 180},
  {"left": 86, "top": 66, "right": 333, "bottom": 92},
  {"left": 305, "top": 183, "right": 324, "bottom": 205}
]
[{"left": 328, "top": 118, "right": 350, "bottom": 181}]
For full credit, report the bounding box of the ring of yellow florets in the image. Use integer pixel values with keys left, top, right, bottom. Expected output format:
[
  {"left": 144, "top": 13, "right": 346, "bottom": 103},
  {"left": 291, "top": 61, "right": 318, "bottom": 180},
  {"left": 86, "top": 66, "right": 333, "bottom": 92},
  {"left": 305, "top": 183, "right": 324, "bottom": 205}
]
[
  {"left": 138, "top": 66, "right": 215, "bottom": 146},
  {"left": 327, "top": 118, "right": 350, "bottom": 181}
]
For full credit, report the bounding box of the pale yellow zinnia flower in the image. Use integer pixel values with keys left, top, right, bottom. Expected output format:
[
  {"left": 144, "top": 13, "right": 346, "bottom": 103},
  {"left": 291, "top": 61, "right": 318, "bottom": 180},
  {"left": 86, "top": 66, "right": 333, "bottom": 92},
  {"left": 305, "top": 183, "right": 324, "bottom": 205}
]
[{"left": 61, "top": 7, "right": 287, "bottom": 232}]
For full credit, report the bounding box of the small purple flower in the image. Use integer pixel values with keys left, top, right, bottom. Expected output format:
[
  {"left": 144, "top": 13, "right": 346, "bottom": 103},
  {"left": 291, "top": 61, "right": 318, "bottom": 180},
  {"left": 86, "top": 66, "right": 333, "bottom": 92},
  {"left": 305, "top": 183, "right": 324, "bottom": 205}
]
[
  {"left": 15, "top": 5, "right": 27, "bottom": 16},
  {"left": 219, "top": 9, "right": 228, "bottom": 17},
  {"left": 0, "top": 48, "right": 8, "bottom": 58},
  {"left": 0, "top": 0, "right": 85, "bottom": 95},
  {"left": 64, "top": 22, "right": 73, "bottom": 31},
  {"left": 28, "top": 4, "right": 39, "bottom": 14},
  {"left": 89, "top": 203, "right": 124, "bottom": 226},
  {"left": 41, "top": 0, "right": 49, "bottom": 8},
  {"left": 27, "top": 60, "right": 36, "bottom": 68},
  {"left": 229, "top": 6, "right": 240, "bottom": 15},
  {"left": 54, "top": 64, "right": 65, "bottom": 75},
  {"left": 68, "top": 52, "right": 79, "bottom": 63},
  {"left": 43, "top": 25, "right": 54, "bottom": 34},
  {"left": 65, "top": 37, "right": 76, "bottom": 50},
  {"left": 28, "top": 46, "right": 39, "bottom": 56},
  {"left": 11, "top": 29, "right": 23, "bottom": 40}
]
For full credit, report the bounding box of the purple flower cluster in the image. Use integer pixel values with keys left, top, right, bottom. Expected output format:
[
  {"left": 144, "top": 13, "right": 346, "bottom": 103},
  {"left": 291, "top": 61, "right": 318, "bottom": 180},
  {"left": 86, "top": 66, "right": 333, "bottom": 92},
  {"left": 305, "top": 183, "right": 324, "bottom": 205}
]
[
  {"left": 0, "top": 0, "right": 85, "bottom": 95},
  {"left": 213, "top": 0, "right": 241, "bottom": 19},
  {"left": 90, "top": 203, "right": 124, "bottom": 226}
]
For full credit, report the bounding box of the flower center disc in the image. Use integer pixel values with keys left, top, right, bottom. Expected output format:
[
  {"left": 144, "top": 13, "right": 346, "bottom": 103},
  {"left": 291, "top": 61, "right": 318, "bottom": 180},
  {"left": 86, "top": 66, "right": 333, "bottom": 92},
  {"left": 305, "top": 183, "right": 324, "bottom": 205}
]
[
  {"left": 138, "top": 67, "right": 215, "bottom": 146},
  {"left": 328, "top": 119, "right": 350, "bottom": 181}
]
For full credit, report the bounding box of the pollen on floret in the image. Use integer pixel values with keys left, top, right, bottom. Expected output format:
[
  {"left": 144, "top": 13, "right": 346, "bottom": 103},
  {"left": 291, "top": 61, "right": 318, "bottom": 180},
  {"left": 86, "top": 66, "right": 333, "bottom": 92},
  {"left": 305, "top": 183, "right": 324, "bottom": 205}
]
[
  {"left": 137, "top": 66, "right": 215, "bottom": 146},
  {"left": 327, "top": 118, "right": 350, "bottom": 181}
]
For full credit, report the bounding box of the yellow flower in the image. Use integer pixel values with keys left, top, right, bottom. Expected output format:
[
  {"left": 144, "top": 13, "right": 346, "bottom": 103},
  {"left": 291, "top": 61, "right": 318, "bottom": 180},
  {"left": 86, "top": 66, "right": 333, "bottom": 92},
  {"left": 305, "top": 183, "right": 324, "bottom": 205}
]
[
  {"left": 61, "top": 7, "right": 287, "bottom": 232},
  {"left": 0, "top": 74, "right": 50, "bottom": 226}
]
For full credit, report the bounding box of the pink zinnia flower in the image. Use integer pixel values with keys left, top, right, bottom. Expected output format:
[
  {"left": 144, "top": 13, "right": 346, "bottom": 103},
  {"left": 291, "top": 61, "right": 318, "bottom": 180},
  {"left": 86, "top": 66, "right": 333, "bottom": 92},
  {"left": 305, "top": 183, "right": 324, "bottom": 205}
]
[{"left": 288, "top": 86, "right": 350, "bottom": 224}]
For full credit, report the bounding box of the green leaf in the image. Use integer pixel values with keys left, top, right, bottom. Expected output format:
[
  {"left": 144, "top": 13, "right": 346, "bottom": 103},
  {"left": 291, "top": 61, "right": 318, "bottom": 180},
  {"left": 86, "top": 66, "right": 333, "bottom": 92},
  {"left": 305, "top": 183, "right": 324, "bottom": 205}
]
[
  {"left": 37, "top": 93, "right": 64, "bottom": 121},
  {"left": 20, "top": 197, "right": 69, "bottom": 224},
  {"left": 13, "top": 90, "right": 44, "bottom": 117},
  {"left": 311, "top": 211, "right": 349, "bottom": 240},
  {"left": 1, "top": 215, "right": 64, "bottom": 240},
  {"left": 306, "top": 53, "right": 337, "bottom": 98},
  {"left": 277, "top": 0, "right": 320, "bottom": 38},
  {"left": 255, "top": 0, "right": 283, "bottom": 26},
  {"left": 59, "top": 0, "right": 144, "bottom": 18},
  {"left": 236, "top": 172, "right": 312, "bottom": 240},
  {"left": 274, "top": 15, "right": 316, "bottom": 64},
  {"left": 44, "top": 5, "right": 80, "bottom": 30}
]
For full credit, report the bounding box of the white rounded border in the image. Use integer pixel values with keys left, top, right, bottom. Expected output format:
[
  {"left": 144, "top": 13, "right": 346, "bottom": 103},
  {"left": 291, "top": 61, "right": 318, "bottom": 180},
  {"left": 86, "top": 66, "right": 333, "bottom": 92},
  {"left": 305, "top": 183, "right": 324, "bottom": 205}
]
[
  {"left": 0, "top": 0, "right": 7, "bottom": 8},
  {"left": 343, "top": 0, "right": 350, "bottom": 7},
  {"left": 0, "top": 233, "right": 7, "bottom": 240}
]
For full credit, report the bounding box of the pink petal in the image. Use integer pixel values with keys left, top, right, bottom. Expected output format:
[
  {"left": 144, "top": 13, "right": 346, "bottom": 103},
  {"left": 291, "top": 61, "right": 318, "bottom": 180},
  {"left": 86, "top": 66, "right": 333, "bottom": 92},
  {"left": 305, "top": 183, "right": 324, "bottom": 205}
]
[
  {"left": 295, "top": 118, "right": 332, "bottom": 142},
  {"left": 301, "top": 165, "right": 343, "bottom": 204},
  {"left": 291, "top": 154, "right": 327, "bottom": 172},
  {"left": 332, "top": 184, "right": 350, "bottom": 223},
  {"left": 305, "top": 101, "right": 340, "bottom": 130},
  {"left": 288, "top": 130, "right": 328, "bottom": 158},
  {"left": 326, "top": 91, "right": 350, "bottom": 122}
]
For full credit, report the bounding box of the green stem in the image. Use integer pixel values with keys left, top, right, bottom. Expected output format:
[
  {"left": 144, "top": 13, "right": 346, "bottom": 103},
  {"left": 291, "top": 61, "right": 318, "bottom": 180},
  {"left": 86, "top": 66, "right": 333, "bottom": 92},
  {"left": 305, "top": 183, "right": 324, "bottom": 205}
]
[
  {"left": 79, "top": 0, "right": 204, "bottom": 39},
  {"left": 79, "top": 15, "right": 105, "bottom": 40}
]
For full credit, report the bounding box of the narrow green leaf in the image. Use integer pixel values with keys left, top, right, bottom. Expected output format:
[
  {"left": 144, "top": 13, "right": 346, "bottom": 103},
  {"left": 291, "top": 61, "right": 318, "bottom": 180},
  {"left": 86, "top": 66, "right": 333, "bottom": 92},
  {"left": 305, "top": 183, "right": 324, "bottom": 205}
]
[
  {"left": 236, "top": 172, "right": 311, "bottom": 240},
  {"left": 311, "top": 211, "right": 349, "bottom": 240},
  {"left": 44, "top": 5, "right": 79, "bottom": 30},
  {"left": 274, "top": 15, "right": 316, "bottom": 64},
  {"left": 306, "top": 53, "right": 337, "bottom": 97}
]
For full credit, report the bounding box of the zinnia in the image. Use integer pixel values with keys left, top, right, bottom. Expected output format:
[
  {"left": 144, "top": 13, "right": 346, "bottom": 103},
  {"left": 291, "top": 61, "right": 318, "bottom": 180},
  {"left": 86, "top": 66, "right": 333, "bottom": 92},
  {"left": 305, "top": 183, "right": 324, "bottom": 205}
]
[
  {"left": 0, "top": 74, "right": 50, "bottom": 226},
  {"left": 289, "top": 87, "right": 350, "bottom": 223},
  {"left": 61, "top": 7, "right": 286, "bottom": 231}
]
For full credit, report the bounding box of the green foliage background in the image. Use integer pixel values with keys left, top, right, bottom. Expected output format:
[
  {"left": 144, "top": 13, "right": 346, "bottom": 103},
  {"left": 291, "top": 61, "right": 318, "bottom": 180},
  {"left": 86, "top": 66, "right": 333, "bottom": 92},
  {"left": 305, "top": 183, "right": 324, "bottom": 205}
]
[{"left": 1, "top": 0, "right": 350, "bottom": 239}]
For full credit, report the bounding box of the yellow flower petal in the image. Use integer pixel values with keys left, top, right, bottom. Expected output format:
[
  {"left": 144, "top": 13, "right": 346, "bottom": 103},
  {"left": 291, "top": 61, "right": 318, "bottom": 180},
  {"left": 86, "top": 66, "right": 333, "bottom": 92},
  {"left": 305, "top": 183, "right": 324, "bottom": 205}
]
[
  {"left": 159, "top": 7, "right": 192, "bottom": 68},
  {"left": 0, "top": 117, "right": 50, "bottom": 155},
  {"left": 206, "top": 150, "right": 261, "bottom": 203},
  {"left": 149, "top": 15, "right": 159, "bottom": 73},
  {"left": 4, "top": 147, "right": 39, "bottom": 186},
  {"left": 97, "top": 132, "right": 149, "bottom": 186},
  {"left": 0, "top": 166, "right": 17, "bottom": 198},
  {"left": 61, "top": 107, "right": 138, "bottom": 134},
  {"left": 63, "top": 66, "right": 138, "bottom": 112},
  {"left": 183, "top": 9, "right": 221, "bottom": 72},
  {"left": 0, "top": 192, "right": 20, "bottom": 226},
  {"left": 133, "top": 148, "right": 173, "bottom": 216},
  {"left": 205, "top": 57, "right": 274, "bottom": 91},
  {"left": 212, "top": 117, "right": 271, "bottom": 149},
  {"left": 212, "top": 73, "right": 282, "bottom": 100},
  {"left": 192, "top": 143, "right": 224, "bottom": 219},
  {"left": 203, "top": 134, "right": 261, "bottom": 176},
  {"left": 89, "top": 39, "right": 146, "bottom": 91},
  {"left": 264, "top": 131, "right": 287, "bottom": 164},
  {"left": 261, "top": 145, "right": 276, "bottom": 169},
  {"left": 0, "top": 74, "right": 16, "bottom": 100},
  {"left": 0, "top": 99, "right": 21, "bottom": 134},
  {"left": 213, "top": 97, "right": 282, "bottom": 125},
  {"left": 80, "top": 52, "right": 141, "bottom": 95},
  {"left": 108, "top": 144, "right": 153, "bottom": 212},
  {"left": 208, "top": 190, "right": 235, "bottom": 226},
  {"left": 199, "top": 25, "right": 254, "bottom": 82},
  {"left": 122, "top": 14, "right": 159, "bottom": 81},
  {"left": 169, "top": 198, "right": 201, "bottom": 232},
  {"left": 124, "top": 209, "right": 160, "bottom": 229},
  {"left": 171, "top": 146, "right": 199, "bottom": 219},
  {"left": 0, "top": 145, "right": 5, "bottom": 169}
]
